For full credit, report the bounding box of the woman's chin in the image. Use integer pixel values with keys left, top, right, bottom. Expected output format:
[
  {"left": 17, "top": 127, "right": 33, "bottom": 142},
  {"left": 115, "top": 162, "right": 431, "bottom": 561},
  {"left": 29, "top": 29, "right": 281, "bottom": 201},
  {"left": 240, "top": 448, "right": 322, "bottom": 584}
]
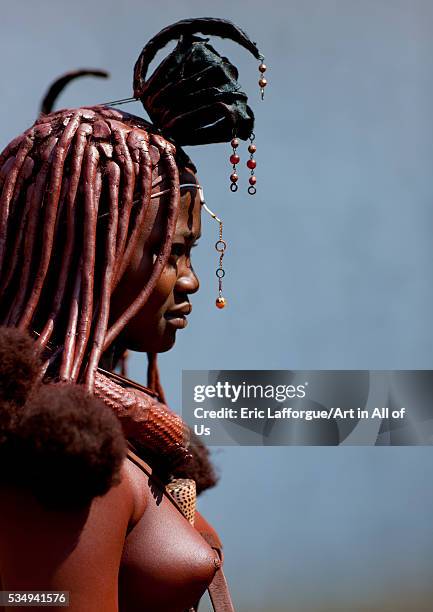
[
  {"left": 156, "top": 333, "right": 177, "bottom": 353},
  {"left": 125, "top": 328, "right": 177, "bottom": 354}
]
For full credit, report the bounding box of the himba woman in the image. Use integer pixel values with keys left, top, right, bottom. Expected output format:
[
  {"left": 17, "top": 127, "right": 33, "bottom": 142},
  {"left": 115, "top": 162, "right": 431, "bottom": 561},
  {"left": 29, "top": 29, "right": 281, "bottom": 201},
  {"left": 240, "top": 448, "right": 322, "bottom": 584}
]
[{"left": 0, "top": 17, "right": 267, "bottom": 612}]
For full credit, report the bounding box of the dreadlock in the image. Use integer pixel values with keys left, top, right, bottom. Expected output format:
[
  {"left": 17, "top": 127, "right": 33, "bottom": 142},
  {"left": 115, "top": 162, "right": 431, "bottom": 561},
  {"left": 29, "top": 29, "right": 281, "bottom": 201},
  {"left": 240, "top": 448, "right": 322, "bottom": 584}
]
[
  {"left": 0, "top": 17, "right": 261, "bottom": 402},
  {"left": 0, "top": 18, "right": 262, "bottom": 494},
  {"left": 39, "top": 68, "right": 109, "bottom": 117},
  {"left": 0, "top": 107, "right": 179, "bottom": 393}
]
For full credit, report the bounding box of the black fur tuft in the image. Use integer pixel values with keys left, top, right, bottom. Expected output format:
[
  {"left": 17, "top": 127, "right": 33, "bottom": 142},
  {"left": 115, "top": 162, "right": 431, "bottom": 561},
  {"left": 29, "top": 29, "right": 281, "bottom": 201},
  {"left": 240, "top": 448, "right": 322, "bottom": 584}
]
[
  {"left": 0, "top": 327, "right": 41, "bottom": 406},
  {"left": 0, "top": 383, "right": 126, "bottom": 510}
]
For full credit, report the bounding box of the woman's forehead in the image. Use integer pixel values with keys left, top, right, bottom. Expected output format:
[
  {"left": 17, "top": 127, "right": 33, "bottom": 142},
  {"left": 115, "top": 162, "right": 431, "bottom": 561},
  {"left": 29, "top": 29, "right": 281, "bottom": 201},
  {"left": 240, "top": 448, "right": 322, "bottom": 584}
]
[{"left": 176, "top": 184, "right": 202, "bottom": 239}]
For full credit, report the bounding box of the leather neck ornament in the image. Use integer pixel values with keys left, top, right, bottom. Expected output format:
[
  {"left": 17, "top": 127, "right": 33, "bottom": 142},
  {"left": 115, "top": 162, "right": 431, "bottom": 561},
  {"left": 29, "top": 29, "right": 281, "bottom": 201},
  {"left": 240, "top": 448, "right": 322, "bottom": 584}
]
[{"left": 94, "top": 368, "right": 192, "bottom": 474}]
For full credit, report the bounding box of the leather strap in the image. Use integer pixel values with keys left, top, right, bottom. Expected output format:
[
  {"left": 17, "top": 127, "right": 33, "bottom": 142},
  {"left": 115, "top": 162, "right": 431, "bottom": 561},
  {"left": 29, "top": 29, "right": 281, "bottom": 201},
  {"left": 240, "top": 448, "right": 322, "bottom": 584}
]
[
  {"left": 126, "top": 445, "right": 236, "bottom": 611},
  {"left": 208, "top": 566, "right": 235, "bottom": 612},
  {"left": 126, "top": 444, "right": 185, "bottom": 516},
  {"left": 196, "top": 515, "right": 234, "bottom": 612}
]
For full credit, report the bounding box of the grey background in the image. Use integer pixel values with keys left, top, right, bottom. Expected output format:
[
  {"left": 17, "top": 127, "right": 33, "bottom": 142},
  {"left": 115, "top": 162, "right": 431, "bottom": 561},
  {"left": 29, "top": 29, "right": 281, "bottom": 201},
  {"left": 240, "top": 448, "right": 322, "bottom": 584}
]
[{"left": 2, "top": 1, "right": 433, "bottom": 610}]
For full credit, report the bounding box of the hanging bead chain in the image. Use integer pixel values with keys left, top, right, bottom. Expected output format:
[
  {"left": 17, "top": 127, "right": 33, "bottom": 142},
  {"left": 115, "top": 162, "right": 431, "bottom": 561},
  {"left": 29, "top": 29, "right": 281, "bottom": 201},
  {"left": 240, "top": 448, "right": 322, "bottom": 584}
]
[
  {"left": 230, "top": 133, "right": 240, "bottom": 192},
  {"left": 215, "top": 222, "right": 227, "bottom": 309},
  {"left": 258, "top": 56, "right": 267, "bottom": 100},
  {"left": 247, "top": 132, "right": 257, "bottom": 195}
]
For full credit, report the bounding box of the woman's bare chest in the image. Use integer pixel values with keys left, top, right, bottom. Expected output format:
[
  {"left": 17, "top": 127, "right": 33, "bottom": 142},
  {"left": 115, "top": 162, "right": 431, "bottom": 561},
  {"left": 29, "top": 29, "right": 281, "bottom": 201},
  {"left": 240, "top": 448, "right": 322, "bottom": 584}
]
[{"left": 118, "top": 459, "right": 218, "bottom": 612}]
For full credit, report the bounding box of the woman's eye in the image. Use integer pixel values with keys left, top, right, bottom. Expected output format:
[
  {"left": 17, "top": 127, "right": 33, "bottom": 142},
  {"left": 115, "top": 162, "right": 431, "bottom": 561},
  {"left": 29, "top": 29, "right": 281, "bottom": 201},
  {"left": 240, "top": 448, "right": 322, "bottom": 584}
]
[{"left": 170, "top": 243, "right": 186, "bottom": 258}]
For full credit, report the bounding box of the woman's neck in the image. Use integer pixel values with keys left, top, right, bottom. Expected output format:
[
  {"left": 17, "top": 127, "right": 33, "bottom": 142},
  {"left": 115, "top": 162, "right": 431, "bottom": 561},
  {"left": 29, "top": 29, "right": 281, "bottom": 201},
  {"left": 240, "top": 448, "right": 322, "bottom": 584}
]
[{"left": 99, "top": 343, "right": 127, "bottom": 372}]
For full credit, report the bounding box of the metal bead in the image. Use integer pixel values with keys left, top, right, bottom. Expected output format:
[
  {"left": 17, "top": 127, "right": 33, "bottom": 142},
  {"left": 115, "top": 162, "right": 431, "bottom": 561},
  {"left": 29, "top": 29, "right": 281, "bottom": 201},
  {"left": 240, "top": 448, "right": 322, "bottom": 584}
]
[
  {"left": 216, "top": 297, "right": 226, "bottom": 309},
  {"left": 248, "top": 144, "right": 257, "bottom": 154},
  {"left": 259, "top": 63, "right": 267, "bottom": 73},
  {"left": 230, "top": 173, "right": 239, "bottom": 183},
  {"left": 231, "top": 138, "right": 239, "bottom": 148},
  {"left": 258, "top": 77, "right": 268, "bottom": 88},
  {"left": 249, "top": 175, "right": 257, "bottom": 185}
]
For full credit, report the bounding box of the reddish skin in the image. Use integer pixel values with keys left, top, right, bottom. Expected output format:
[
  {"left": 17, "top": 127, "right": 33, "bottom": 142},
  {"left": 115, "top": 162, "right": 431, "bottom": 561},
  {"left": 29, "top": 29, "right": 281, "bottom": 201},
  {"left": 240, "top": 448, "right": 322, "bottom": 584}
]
[
  {"left": 0, "top": 168, "right": 215, "bottom": 612},
  {"left": 110, "top": 167, "right": 201, "bottom": 353},
  {"left": 0, "top": 460, "right": 217, "bottom": 612},
  {"left": 102, "top": 137, "right": 181, "bottom": 353}
]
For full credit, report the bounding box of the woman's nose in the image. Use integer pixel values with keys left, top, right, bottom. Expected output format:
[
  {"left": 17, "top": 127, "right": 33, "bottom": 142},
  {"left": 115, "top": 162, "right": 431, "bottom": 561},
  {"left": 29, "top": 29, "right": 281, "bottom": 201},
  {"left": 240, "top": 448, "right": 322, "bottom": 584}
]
[{"left": 176, "top": 263, "right": 200, "bottom": 294}]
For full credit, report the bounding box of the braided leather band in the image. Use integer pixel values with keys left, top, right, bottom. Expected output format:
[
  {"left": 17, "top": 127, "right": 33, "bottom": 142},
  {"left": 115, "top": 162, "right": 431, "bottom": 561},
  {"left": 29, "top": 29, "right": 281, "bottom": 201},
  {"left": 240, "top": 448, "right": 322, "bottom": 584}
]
[{"left": 94, "top": 370, "right": 191, "bottom": 470}]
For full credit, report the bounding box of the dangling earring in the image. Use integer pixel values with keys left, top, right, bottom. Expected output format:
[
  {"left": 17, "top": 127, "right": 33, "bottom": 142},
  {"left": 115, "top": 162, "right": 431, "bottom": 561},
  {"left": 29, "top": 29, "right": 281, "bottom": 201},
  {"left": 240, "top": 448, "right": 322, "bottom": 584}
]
[
  {"left": 215, "top": 221, "right": 226, "bottom": 309},
  {"left": 203, "top": 203, "right": 226, "bottom": 309},
  {"left": 247, "top": 132, "right": 257, "bottom": 195},
  {"left": 243, "top": 56, "right": 266, "bottom": 194},
  {"left": 228, "top": 58, "right": 267, "bottom": 194},
  {"left": 230, "top": 132, "right": 240, "bottom": 192},
  {"left": 258, "top": 56, "right": 267, "bottom": 100},
  {"left": 179, "top": 184, "right": 227, "bottom": 309},
  {"left": 198, "top": 187, "right": 227, "bottom": 309}
]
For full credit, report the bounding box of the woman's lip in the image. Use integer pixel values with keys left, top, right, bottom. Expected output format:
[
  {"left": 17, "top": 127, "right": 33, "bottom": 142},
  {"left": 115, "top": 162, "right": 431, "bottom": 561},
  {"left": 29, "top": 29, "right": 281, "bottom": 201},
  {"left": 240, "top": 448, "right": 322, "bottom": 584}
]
[{"left": 165, "top": 315, "right": 188, "bottom": 329}]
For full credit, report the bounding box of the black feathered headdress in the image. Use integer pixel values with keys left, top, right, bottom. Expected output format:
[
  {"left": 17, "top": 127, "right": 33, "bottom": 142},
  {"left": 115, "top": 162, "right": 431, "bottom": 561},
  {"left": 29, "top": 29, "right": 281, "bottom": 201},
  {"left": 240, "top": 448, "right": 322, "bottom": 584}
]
[
  {"left": 40, "top": 18, "right": 265, "bottom": 149},
  {"left": 133, "top": 17, "right": 264, "bottom": 146}
]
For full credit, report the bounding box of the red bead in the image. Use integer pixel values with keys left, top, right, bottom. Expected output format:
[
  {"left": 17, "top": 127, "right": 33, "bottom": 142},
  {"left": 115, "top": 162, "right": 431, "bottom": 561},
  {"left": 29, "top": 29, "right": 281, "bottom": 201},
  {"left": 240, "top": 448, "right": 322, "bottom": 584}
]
[
  {"left": 248, "top": 144, "right": 257, "bottom": 154},
  {"left": 249, "top": 175, "right": 257, "bottom": 185},
  {"left": 230, "top": 154, "right": 240, "bottom": 165},
  {"left": 259, "top": 63, "right": 267, "bottom": 73},
  {"left": 230, "top": 173, "right": 239, "bottom": 183},
  {"left": 247, "top": 159, "right": 256, "bottom": 170},
  {"left": 231, "top": 138, "right": 239, "bottom": 148},
  {"left": 259, "top": 77, "right": 267, "bottom": 88}
]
